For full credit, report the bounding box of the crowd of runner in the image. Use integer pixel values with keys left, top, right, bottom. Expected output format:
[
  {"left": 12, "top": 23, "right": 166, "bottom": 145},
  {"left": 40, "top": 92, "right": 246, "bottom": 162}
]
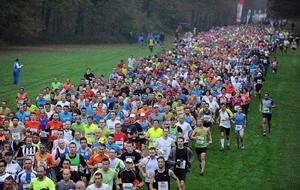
[{"left": 0, "top": 24, "right": 298, "bottom": 190}]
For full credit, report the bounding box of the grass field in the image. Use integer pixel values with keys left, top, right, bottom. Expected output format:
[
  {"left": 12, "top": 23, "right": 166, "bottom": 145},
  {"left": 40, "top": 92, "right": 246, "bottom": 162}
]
[{"left": 0, "top": 43, "right": 300, "bottom": 190}]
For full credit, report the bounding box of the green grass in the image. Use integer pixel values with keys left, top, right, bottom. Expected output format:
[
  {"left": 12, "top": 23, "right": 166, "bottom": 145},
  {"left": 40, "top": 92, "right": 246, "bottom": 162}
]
[
  {"left": 184, "top": 48, "right": 300, "bottom": 190},
  {"left": 0, "top": 43, "right": 170, "bottom": 107},
  {"left": 0, "top": 44, "right": 300, "bottom": 190}
]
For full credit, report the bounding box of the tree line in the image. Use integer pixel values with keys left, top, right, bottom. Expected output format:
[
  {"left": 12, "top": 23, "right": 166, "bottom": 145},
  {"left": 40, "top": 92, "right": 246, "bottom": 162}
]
[{"left": 0, "top": 0, "right": 238, "bottom": 44}]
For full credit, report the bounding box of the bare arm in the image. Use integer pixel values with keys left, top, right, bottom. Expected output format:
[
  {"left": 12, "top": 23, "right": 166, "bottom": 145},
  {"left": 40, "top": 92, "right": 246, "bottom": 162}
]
[
  {"left": 169, "top": 169, "right": 182, "bottom": 190},
  {"left": 149, "top": 172, "right": 155, "bottom": 190}
]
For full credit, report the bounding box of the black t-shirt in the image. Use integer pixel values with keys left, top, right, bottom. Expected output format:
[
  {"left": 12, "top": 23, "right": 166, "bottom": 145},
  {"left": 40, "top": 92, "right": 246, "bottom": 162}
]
[
  {"left": 118, "top": 169, "right": 142, "bottom": 184},
  {"left": 175, "top": 147, "right": 188, "bottom": 170},
  {"left": 255, "top": 76, "right": 264, "bottom": 85},
  {"left": 84, "top": 73, "right": 95, "bottom": 81},
  {"left": 120, "top": 151, "right": 142, "bottom": 165}
]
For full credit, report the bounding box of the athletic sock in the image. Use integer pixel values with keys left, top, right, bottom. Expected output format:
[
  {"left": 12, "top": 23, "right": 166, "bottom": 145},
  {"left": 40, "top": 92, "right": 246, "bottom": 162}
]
[
  {"left": 227, "top": 140, "right": 230, "bottom": 147},
  {"left": 220, "top": 139, "right": 224, "bottom": 148}
]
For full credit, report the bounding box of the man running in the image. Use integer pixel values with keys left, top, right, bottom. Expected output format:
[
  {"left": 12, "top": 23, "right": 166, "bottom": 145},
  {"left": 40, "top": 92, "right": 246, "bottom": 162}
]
[
  {"left": 167, "top": 137, "right": 192, "bottom": 190},
  {"left": 233, "top": 106, "right": 246, "bottom": 149},
  {"left": 260, "top": 93, "right": 276, "bottom": 136},
  {"left": 149, "top": 156, "right": 182, "bottom": 190},
  {"left": 191, "top": 119, "right": 211, "bottom": 176},
  {"left": 217, "top": 103, "right": 234, "bottom": 151}
]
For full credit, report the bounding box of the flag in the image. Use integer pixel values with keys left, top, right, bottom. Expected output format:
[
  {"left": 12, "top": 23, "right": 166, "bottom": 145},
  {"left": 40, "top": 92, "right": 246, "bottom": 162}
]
[{"left": 236, "top": 0, "right": 245, "bottom": 24}]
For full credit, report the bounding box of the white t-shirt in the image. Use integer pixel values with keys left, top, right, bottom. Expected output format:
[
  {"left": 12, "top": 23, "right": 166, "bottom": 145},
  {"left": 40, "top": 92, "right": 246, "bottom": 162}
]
[
  {"left": 154, "top": 137, "right": 174, "bottom": 160},
  {"left": 86, "top": 183, "right": 112, "bottom": 190},
  {"left": 6, "top": 161, "right": 22, "bottom": 179},
  {"left": 219, "top": 111, "right": 231, "bottom": 129},
  {"left": 175, "top": 122, "right": 192, "bottom": 142},
  {"left": 56, "top": 101, "right": 70, "bottom": 108},
  {"left": 106, "top": 119, "right": 121, "bottom": 133},
  {"left": 208, "top": 100, "right": 219, "bottom": 113},
  {"left": 139, "top": 157, "right": 158, "bottom": 182}
]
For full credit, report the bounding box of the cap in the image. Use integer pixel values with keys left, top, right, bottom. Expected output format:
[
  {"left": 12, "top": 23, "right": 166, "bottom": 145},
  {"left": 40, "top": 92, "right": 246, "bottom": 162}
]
[
  {"left": 154, "top": 104, "right": 159, "bottom": 108},
  {"left": 130, "top": 114, "right": 135, "bottom": 118},
  {"left": 125, "top": 158, "right": 133, "bottom": 163},
  {"left": 140, "top": 113, "right": 146, "bottom": 117}
]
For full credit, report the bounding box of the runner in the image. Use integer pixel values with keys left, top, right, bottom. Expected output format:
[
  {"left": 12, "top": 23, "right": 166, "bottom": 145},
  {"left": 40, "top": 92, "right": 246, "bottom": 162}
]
[
  {"left": 167, "top": 137, "right": 192, "bottom": 190},
  {"left": 217, "top": 103, "right": 234, "bottom": 151},
  {"left": 87, "top": 172, "right": 111, "bottom": 190},
  {"left": 233, "top": 106, "right": 246, "bottom": 149},
  {"left": 191, "top": 119, "right": 211, "bottom": 176},
  {"left": 260, "top": 93, "right": 276, "bottom": 136},
  {"left": 116, "top": 157, "right": 144, "bottom": 190},
  {"left": 138, "top": 147, "right": 158, "bottom": 189},
  {"left": 29, "top": 166, "right": 55, "bottom": 190},
  {"left": 16, "top": 158, "right": 37, "bottom": 190},
  {"left": 149, "top": 156, "right": 182, "bottom": 190}
]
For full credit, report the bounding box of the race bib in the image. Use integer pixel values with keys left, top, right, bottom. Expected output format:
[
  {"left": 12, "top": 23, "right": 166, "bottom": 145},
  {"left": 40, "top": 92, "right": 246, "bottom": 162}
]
[
  {"left": 108, "top": 126, "right": 115, "bottom": 133},
  {"left": 115, "top": 141, "right": 124, "bottom": 149},
  {"left": 263, "top": 107, "right": 270, "bottom": 113},
  {"left": 23, "top": 184, "right": 30, "bottom": 190},
  {"left": 257, "top": 79, "right": 262, "bottom": 84},
  {"left": 196, "top": 136, "right": 205, "bottom": 145},
  {"left": 235, "top": 125, "right": 243, "bottom": 131},
  {"left": 203, "top": 115, "right": 211, "bottom": 121},
  {"left": 30, "top": 128, "right": 38, "bottom": 133},
  {"left": 158, "top": 181, "right": 169, "bottom": 190},
  {"left": 51, "top": 130, "right": 59, "bottom": 137},
  {"left": 41, "top": 131, "right": 47, "bottom": 138},
  {"left": 70, "top": 165, "right": 78, "bottom": 171},
  {"left": 12, "top": 133, "right": 21, "bottom": 141},
  {"left": 85, "top": 131, "right": 94, "bottom": 138},
  {"left": 38, "top": 160, "right": 48, "bottom": 168},
  {"left": 122, "top": 183, "right": 133, "bottom": 190},
  {"left": 176, "top": 160, "right": 186, "bottom": 169},
  {"left": 139, "top": 132, "right": 145, "bottom": 139},
  {"left": 234, "top": 106, "right": 240, "bottom": 111}
]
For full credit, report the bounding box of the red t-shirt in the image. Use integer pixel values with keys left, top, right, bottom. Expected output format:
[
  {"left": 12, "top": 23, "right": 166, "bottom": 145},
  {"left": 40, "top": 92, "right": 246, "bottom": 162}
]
[
  {"left": 114, "top": 132, "right": 128, "bottom": 150},
  {"left": 46, "top": 121, "right": 63, "bottom": 142},
  {"left": 25, "top": 121, "right": 42, "bottom": 134}
]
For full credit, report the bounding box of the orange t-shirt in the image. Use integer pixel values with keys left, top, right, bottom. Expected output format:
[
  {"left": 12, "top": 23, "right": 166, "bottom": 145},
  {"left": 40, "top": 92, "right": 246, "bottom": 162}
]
[
  {"left": 25, "top": 121, "right": 42, "bottom": 134},
  {"left": 87, "top": 154, "right": 108, "bottom": 166},
  {"left": 35, "top": 152, "right": 56, "bottom": 170},
  {"left": 46, "top": 121, "right": 63, "bottom": 142}
]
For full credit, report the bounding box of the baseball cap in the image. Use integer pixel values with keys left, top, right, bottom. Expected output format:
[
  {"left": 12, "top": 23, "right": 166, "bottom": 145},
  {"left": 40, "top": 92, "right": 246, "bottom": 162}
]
[{"left": 125, "top": 158, "right": 133, "bottom": 163}]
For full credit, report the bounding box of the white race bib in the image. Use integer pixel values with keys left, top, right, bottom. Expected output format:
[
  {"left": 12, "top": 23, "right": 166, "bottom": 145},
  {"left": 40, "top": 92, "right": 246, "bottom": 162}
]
[
  {"left": 196, "top": 136, "right": 205, "bottom": 145},
  {"left": 30, "top": 128, "right": 38, "bottom": 133},
  {"left": 176, "top": 160, "right": 186, "bottom": 169},
  {"left": 23, "top": 184, "right": 30, "bottom": 190},
  {"left": 108, "top": 126, "right": 115, "bottom": 133},
  {"left": 234, "top": 106, "right": 240, "bottom": 111},
  {"left": 203, "top": 115, "right": 211, "bottom": 121},
  {"left": 235, "top": 125, "right": 243, "bottom": 131},
  {"left": 115, "top": 141, "right": 124, "bottom": 149},
  {"left": 12, "top": 133, "right": 21, "bottom": 141},
  {"left": 41, "top": 131, "right": 47, "bottom": 138},
  {"left": 158, "top": 181, "right": 169, "bottom": 190},
  {"left": 70, "top": 165, "right": 78, "bottom": 171},
  {"left": 123, "top": 183, "right": 133, "bottom": 190},
  {"left": 51, "top": 130, "right": 59, "bottom": 137},
  {"left": 263, "top": 107, "right": 270, "bottom": 113}
]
